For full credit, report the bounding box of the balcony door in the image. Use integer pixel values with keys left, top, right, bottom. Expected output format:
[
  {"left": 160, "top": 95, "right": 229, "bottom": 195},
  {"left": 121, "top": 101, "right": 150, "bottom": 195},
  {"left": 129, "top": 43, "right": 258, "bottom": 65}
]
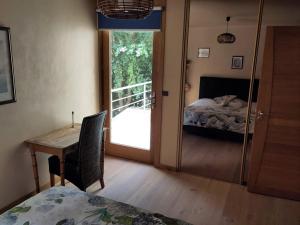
[{"left": 102, "top": 30, "right": 164, "bottom": 165}]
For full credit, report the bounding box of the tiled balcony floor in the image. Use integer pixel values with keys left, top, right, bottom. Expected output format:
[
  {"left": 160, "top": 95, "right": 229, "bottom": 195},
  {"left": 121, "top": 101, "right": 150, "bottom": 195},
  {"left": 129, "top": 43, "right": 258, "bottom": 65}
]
[{"left": 111, "top": 108, "right": 151, "bottom": 150}]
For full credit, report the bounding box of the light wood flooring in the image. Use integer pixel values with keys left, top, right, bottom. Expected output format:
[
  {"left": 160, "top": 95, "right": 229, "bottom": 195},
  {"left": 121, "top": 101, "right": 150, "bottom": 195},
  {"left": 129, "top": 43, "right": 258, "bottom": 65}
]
[
  {"left": 181, "top": 132, "right": 244, "bottom": 184},
  {"left": 77, "top": 156, "right": 300, "bottom": 225}
]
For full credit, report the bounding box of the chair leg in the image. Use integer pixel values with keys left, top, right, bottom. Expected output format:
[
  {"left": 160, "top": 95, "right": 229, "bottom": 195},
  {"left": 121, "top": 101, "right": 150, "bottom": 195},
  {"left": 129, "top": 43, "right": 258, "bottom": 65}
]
[
  {"left": 50, "top": 173, "right": 55, "bottom": 187},
  {"left": 100, "top": 177, "right": 105, "bottom": 189}
]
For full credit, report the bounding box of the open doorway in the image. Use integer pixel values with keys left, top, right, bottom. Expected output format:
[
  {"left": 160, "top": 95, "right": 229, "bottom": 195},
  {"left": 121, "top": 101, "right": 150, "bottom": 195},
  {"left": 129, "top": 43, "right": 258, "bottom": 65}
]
[
  {"left": 103, "top": 30, "right": 160, "bottom": 164},
  {"left": 101, "top": 4, "right": 166, "bottom": 165},
  {"left": 109, "top": 31, "right": 154, "bottom": 151}
]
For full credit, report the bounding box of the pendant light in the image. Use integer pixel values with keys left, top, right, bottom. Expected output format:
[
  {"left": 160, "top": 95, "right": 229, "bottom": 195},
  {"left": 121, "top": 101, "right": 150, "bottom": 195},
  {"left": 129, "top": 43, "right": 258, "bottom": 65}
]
[
  {"left": 97, "top": 0, "right": 154, "bottom": 20},
  {"left": 217, "top": 17, "right": 236, "bottom": 44}
]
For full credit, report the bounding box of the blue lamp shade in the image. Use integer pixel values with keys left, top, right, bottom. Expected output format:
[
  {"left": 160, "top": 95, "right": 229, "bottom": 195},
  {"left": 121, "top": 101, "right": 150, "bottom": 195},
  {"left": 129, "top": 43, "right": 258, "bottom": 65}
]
[{"left": 97, "top": 10, "right": 162, "bottom": 30}]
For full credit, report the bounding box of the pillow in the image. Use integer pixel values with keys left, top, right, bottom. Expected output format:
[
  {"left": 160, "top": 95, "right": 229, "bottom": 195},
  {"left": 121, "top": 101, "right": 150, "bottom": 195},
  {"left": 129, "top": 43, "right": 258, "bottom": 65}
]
[
  {"left": 190, "top": 98, "right": 217, "bottom": 107},
  {"left": 228, "top": 98, "right": 248, "bottom": 109},
  {"left": 214, "top": 95, "right": 237, "bottom": 106}
]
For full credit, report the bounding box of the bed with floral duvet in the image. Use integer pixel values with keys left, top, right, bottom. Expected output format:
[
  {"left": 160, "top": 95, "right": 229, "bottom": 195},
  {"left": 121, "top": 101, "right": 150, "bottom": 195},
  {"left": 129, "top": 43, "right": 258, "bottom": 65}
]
[{"left": 0, "top": 186, "right": 191, "bottom": 225}]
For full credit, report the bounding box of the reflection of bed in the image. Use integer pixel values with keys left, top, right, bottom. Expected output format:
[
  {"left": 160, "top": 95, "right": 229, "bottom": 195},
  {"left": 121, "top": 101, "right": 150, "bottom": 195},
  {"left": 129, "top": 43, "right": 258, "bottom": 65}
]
[
  {"left": 0, "top": 186, "right": 191, "bottom": 225},
  {"left": 183, "top": 76, "right": 259, "bottom": 142}
]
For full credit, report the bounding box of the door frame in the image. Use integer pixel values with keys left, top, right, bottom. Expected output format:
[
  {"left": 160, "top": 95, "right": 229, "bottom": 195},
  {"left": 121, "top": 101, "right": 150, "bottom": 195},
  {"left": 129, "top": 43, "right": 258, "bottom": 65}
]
[{"left": 100, "top": 0, "right": 166, "bottom": 166}]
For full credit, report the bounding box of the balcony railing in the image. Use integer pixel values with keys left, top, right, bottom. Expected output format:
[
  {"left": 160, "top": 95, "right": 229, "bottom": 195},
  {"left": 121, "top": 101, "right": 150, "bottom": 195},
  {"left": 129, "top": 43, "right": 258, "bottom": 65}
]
[{"left": 111, "top": 81, "right": 152, "bottom": 117}]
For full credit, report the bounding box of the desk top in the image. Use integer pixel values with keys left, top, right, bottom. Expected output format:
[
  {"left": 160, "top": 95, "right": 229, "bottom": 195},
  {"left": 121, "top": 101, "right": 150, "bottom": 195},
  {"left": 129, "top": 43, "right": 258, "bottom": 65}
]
[{"left": 25, "top": 124, "right": 81, "bottom": 149}]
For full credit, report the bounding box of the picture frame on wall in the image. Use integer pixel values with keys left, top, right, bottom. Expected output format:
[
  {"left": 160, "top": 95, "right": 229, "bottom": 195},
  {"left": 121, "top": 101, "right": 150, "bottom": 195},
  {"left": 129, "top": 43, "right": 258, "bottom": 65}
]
[
  {"left": 231, "top": 56, "right": 244, "bottom": 69},
  {"left": 0, "top": 26, "right": 16, "bottom": 105},
  {"left": 198, "top": 48, "right": 210, "bottom": 58}
]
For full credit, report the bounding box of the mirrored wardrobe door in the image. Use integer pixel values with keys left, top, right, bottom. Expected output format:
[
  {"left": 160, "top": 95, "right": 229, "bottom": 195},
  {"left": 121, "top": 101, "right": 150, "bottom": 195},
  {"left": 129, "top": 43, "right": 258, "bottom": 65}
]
[{"left": 180, "top": 0, "right": 260, "bottom": 184}]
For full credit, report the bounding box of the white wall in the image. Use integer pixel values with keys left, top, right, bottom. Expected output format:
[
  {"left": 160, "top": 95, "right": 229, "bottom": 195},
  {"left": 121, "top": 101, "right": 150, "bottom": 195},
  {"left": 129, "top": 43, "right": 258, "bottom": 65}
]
[{"left": 0, "top": 0, "right": 99, "bottom": 209}]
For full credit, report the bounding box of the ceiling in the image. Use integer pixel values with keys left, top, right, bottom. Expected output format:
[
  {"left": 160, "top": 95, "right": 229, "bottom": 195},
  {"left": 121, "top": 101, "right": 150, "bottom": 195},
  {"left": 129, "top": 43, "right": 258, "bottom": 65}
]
[{"left": 189, "top": 0, "right": 300, "bottom": 28}]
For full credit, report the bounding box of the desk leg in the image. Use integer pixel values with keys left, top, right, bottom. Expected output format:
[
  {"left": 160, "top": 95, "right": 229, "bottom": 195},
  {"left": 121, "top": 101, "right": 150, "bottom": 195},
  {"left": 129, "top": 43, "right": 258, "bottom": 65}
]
[
  {"left": 59, "top": 155, "right": 65, "bottom": 186},
  {"left": 30, "top": 149, "right": 40, "bottom": 193}
]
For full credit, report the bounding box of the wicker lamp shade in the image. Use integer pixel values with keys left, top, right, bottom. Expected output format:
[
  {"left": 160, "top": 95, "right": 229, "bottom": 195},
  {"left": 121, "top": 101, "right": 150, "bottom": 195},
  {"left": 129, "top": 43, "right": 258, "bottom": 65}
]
[
  {"left": 97, "top": 0, "right": 154, "bottom": 19},
  {"left": 217, "top": 16, "right": 236, "bottom": 44},
  {"left": 217, "top": 32, "right": 236, "bottom": 44}
]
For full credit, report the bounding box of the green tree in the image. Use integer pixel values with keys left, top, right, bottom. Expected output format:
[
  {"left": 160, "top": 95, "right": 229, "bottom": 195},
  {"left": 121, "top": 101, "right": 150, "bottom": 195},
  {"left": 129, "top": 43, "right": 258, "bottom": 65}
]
[
  {"left": 111, "top": 31, "right": 153, "bottom": 115},
  {"left": 112, "top": 31, "right": 153, "bottom": 89}
]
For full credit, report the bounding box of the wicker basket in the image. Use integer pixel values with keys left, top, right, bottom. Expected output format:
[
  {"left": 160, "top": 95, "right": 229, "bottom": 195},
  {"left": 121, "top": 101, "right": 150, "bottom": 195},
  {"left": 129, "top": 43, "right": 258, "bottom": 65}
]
[{"left": 97, "top": 0, "right": 154, "bottom": 19}]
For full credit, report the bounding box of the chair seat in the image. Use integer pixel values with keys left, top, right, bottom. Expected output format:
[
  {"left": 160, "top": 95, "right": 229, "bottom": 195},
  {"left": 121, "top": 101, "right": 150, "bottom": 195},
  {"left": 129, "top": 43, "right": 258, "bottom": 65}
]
[{"left": 48, "top": 150, "right": 84, "bottom": 190}]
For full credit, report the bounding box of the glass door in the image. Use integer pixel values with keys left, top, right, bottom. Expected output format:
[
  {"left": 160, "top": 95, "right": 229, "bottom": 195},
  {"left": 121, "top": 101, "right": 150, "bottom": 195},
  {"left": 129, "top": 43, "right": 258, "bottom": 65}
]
[{"left": 105, "top": 31, "right": 155, "bottom": 163}]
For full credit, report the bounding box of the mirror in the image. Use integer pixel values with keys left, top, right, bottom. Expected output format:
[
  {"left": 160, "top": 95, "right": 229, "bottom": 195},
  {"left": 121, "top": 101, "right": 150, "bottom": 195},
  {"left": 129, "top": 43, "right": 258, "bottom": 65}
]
[{"left": 181, "top": 0, "right": 260, "bottom": 184}]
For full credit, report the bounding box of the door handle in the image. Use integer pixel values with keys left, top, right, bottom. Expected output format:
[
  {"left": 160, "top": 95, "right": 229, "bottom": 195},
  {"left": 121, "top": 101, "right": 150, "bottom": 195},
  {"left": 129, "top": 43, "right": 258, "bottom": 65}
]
[{"left": 256, "top": 111, "right": 264, "bottom": 120}]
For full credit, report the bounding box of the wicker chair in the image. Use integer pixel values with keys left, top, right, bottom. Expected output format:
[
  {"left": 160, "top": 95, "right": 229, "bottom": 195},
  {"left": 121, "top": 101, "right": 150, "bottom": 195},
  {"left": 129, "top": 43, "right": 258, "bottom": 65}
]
[{"left": 48, "top": 111, "right": 107, "bottom": 191}]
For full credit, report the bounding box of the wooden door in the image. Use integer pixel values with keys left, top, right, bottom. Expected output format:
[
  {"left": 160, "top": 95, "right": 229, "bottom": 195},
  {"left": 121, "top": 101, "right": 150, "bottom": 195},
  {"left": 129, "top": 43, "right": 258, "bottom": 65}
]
[{"left": 248, "top": 27, "right": 300, "bottom": 200}]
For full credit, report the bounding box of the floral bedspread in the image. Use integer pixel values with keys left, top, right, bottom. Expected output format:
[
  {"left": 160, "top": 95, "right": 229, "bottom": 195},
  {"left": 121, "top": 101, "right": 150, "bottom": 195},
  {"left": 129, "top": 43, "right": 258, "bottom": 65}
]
[{"left": 0, "top": 186, "right": 191, "bottom": 225}]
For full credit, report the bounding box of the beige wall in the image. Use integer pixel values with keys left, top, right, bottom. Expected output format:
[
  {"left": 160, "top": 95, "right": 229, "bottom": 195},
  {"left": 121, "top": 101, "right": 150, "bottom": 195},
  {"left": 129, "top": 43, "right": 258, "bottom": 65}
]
[
  {"left": 160, "top": 0, "right": 186, "bottom": 167},
  {"left": 0, "top": 0, "right": 99, "bottom": 208},
  {"left": 186, "top": 25, "right": 257, "bottom": 105}
]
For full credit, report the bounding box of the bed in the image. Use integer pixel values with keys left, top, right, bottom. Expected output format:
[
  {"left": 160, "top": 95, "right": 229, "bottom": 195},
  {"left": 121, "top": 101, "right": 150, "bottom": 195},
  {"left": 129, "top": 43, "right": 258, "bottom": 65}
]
[
  {"left": 183, "top": 76, "right": 259, "bottom": 142},
  {"left": 0, "top": 186, "right": 191, "bottom": 225}
]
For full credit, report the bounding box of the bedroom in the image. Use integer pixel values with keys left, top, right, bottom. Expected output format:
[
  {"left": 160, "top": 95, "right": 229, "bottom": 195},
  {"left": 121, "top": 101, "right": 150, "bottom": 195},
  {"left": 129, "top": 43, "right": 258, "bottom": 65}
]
[{"left": 0, "top": 0, "right": 300, "bottom": 225}]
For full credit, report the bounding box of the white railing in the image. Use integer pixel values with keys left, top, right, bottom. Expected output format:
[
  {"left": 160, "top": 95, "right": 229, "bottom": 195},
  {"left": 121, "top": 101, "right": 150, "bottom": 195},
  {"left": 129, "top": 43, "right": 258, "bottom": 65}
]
[{"left": 111, "top": 81, "right": 152, "bottom": 115}]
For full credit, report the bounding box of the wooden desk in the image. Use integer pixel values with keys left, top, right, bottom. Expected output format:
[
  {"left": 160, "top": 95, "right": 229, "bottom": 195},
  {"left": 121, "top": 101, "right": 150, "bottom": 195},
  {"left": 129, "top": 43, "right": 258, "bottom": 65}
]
[
  {"left": 26, "top": 124, "right": 108, "bottom": 193},
  {"left": 25, "top": 124, "right": 82, "bottom": 193}
]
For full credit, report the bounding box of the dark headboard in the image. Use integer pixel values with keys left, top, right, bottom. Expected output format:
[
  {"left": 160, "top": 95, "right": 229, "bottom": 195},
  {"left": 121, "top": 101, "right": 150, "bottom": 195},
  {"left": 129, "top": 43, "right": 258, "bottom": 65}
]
[{"left": 199, "top": 76, "right": 260, "bottom": 102}]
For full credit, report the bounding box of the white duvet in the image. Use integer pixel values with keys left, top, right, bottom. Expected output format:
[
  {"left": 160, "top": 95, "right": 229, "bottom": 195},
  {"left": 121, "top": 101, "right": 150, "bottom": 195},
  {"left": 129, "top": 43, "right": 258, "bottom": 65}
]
[{"left": 184, "top": 96, "right": 256, "bottom": 134}]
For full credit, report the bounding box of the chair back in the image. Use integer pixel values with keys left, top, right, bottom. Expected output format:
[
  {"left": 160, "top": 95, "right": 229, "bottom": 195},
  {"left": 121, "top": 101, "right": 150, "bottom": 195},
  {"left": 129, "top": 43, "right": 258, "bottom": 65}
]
[{"left": 78, "top": 111, "right": 106, "bottom": 186}]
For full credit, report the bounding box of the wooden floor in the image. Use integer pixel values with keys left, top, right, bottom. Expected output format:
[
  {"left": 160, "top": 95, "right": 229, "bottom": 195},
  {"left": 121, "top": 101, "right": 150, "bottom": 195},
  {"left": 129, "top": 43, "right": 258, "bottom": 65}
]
[
  {"left": 181, "top": 132, "right": 243, "bottom": 184},
  {"left": 77, "top": 156, "right": 300, "bottom": 225}
]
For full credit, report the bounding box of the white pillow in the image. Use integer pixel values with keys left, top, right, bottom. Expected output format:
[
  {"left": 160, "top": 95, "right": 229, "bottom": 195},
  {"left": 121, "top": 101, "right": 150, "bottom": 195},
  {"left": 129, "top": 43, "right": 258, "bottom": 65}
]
[
  {"left": 191, "top": 98, "right": 217, "bottom": 107},
  {"left": 214, "top": 95, "right": 237, "bottom": 106},
  {"left": 228, "top": 98, "right": 248, "bottom": 109}
]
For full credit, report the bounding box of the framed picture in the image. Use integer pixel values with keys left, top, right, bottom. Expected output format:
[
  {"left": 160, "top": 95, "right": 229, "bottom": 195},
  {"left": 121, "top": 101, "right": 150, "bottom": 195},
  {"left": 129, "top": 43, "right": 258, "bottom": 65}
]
[
  {"left": 0, "top": 26, "right": 16, "bottom": 105},
  {"left": 231, "top": 56, "right": 244, "bottom": 69},
  {"left": 198, "top": 48, "right": 210, "bottom": 58}
]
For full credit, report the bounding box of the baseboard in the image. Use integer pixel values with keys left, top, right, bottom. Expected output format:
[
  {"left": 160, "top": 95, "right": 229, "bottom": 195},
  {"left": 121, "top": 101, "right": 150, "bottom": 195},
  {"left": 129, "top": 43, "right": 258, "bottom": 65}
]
[
  {"left": 156, "top": 163, "right": 177, "bottom": 172},
  {"left": 0, "top": 177, "right": 60, "bottom": 214}
]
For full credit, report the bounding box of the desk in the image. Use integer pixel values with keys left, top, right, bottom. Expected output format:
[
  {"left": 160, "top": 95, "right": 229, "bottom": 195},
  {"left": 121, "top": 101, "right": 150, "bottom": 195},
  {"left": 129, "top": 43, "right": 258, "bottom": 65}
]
[{"left": 25, "top": 124, "right": 82, "bottom": 193}]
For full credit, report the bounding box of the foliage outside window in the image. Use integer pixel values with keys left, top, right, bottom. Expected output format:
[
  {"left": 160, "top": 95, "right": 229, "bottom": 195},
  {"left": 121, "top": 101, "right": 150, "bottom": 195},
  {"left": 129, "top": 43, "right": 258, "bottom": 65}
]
[{"left": 111, "top": 31, "right": 153, "bottom": 116}]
